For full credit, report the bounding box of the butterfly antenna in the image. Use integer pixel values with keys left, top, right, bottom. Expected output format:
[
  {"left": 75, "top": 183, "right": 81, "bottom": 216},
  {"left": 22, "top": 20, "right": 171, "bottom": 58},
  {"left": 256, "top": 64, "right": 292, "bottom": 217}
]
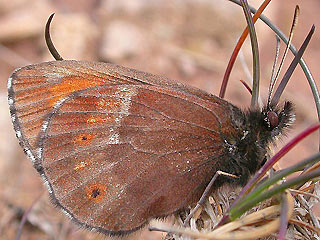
[
  {"left": 45, "top": 13, "right": 64, "bottom": 61},
  {"left": 268, "top": 6, "right": 299, "bottom": 107},
  {"left": 267, "top": 35, "right": 280, "bottom": 108}
]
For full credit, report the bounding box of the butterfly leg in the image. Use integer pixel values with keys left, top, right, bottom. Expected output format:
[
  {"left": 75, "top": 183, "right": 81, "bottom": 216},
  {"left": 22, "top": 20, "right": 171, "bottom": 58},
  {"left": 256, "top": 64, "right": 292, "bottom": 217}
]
[{"left": 183, "top": 170, "right": 238, "bottom": 227}]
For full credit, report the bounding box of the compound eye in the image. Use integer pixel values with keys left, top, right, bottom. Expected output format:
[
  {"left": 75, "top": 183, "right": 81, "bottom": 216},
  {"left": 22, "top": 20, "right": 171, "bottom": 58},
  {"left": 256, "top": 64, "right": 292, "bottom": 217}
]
[{"left": 267, "top": 111, "right": 279, "bottom": 129}]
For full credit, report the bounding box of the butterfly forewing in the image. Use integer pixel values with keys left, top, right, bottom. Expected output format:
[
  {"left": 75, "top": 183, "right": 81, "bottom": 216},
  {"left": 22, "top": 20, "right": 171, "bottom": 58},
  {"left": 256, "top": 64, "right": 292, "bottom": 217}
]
[
  {"left": 8, "top": 60, "right": 239, "bottom": 234},
  {"left": 8, "top": 60, "right": 155, "bottom": 161}
]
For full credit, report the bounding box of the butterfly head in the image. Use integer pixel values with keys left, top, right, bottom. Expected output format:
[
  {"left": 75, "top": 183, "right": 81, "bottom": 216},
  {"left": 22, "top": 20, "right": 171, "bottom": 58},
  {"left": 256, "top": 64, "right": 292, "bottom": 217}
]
[
  {"left": 250, "top": 101, "right": 294, "bottom": 166},
  {"left": 223, "top": 101, "right": 295, "bottom": 185}
]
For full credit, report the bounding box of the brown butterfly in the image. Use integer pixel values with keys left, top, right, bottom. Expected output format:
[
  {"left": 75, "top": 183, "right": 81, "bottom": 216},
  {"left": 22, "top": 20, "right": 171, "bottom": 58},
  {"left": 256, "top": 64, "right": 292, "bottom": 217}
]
[{"left": 8, "top": 14, "right": 297, "bottom": 236}]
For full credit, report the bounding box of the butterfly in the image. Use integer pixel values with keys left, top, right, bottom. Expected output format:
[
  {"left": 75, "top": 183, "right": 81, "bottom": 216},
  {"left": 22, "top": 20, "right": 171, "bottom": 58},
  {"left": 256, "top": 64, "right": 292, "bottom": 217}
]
[{"left": 7, "top": 14, "right": 300, "bottom": 236}]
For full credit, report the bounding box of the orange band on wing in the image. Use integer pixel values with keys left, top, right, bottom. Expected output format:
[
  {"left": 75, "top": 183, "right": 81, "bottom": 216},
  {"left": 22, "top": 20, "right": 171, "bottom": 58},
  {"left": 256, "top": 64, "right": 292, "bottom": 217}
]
[{"left": 49, "top": 77, "right": 103, "bottom": 107}]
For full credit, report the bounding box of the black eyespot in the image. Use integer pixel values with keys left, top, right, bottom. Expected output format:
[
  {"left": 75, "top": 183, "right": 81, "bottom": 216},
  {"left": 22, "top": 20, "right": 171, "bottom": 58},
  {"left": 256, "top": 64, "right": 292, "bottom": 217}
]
[
  {"left": 267, "top": 111, "right": 279, "bottom": 129},
  {"left": 91, "top": 189, "right": 100, "bottom": 198},
  {"left": 82, "top": 136, "right": 88, "bottom": 141}
]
